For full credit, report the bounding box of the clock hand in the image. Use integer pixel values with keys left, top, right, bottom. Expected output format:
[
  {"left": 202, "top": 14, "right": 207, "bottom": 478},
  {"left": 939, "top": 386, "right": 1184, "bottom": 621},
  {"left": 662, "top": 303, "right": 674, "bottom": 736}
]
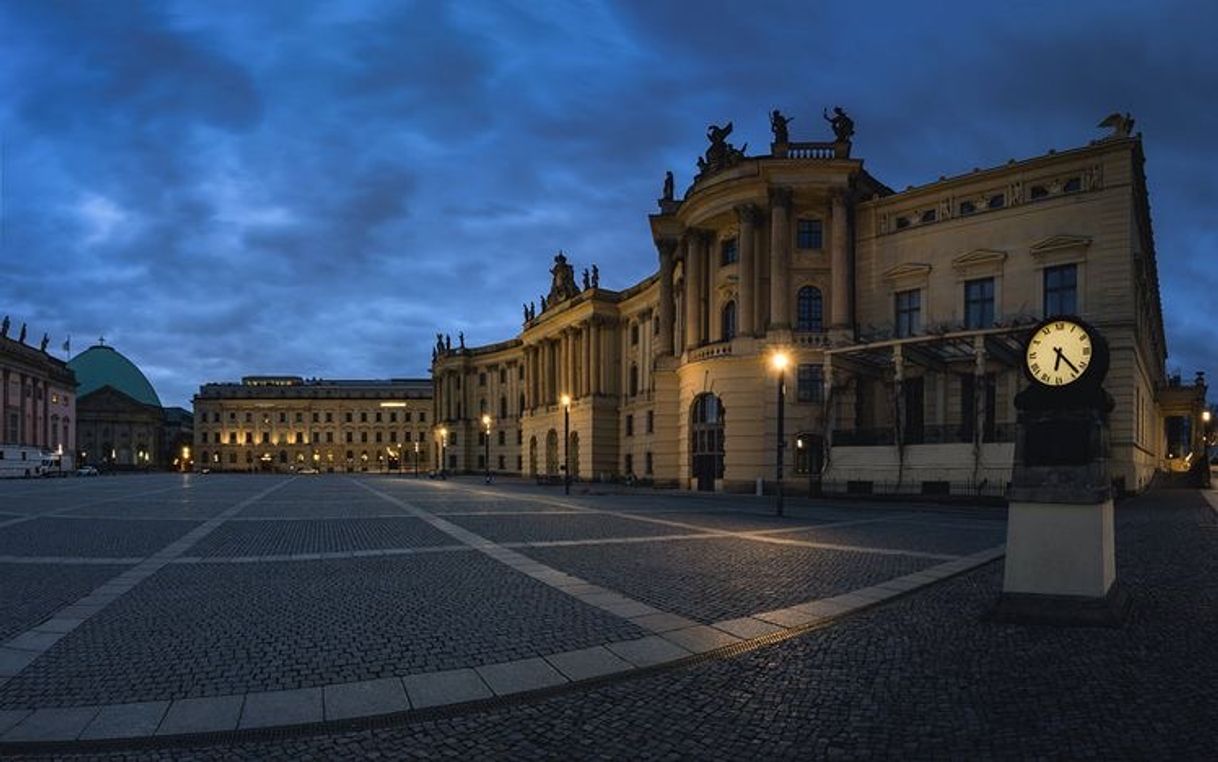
[
  {"left": 1059, "top": 353, "right": 1080, "bottom": 374},
  {"left": 1053, "top": 347, "right": 1063, "bottom": 371}
]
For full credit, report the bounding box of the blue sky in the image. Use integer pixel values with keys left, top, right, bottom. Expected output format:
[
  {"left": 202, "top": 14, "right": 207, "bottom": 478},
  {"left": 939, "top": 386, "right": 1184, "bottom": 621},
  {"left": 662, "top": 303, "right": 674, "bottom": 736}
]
[{"left": 1, "top": 1, "right": 1214, "bottom": 408}]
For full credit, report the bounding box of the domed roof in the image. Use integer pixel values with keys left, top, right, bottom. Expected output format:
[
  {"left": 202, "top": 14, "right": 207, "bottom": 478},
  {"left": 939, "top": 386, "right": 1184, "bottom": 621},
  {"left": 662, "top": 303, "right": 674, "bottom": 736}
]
[{"left": 68, "top": 344, "right": 162, "bottom": 407}]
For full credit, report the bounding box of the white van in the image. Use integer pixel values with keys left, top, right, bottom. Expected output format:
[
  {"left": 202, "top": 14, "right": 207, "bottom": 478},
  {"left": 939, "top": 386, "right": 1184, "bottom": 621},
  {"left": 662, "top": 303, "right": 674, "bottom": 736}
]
[{"left": 0, "top": 445, "right": 46, "bottom": 478}]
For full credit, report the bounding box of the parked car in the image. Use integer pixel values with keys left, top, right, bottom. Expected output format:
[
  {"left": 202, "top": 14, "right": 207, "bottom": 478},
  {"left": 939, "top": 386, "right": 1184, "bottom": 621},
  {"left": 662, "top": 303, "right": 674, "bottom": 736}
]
[
  {"left": 297, "top": 467, "right": 320, "bottom": 474},
  {"left": 75, "top": 466, "right": 99, "bottom": 477}
]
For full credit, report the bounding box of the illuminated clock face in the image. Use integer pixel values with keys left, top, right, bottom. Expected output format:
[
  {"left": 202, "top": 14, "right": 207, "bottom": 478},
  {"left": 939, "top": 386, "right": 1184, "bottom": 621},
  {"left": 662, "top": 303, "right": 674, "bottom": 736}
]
[{"left": 1025, "top": 320, "right": 1092, "bottom": 386}]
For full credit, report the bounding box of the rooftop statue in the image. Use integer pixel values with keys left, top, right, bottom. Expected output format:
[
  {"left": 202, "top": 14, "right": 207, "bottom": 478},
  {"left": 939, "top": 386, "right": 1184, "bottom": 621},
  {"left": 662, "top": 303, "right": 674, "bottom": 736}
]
[
  {"left": 591, "top": 264, "right": 599, "bottom": 289},
  {"left": 582, "top": 268, "right": 591, "bottom": 291},
  {"left": 18, "top": 323, "right": 26, "bottom": 344},
  {"left": 823, "top": 106, "right": 854, "bottom": 142},
  {"left": 547, "top": 251, "right": 580, "bottom": 304},
  {"left": 770, "top": 109, "right": 793, "bottom": 144},
  {"left": 458, "top": 332, "right": 465, "bottom": 349},
  {"left": 1098, "top": 112, "right": 1135, "bottom": 139},
  {"left": 40, "top": 333, "right": 49, "bottom": 352},
  {"left": 696, "top": 121, "right": 747, "bottom": 178},
  {"left": 662, "top": 171, "right": 674, "bottom": 201},
  {"left": 0, "top": 315, "right": 8, "bottom": 338},
  {"left": 435, "top": 333, "right": 445, "bottom": 354}
]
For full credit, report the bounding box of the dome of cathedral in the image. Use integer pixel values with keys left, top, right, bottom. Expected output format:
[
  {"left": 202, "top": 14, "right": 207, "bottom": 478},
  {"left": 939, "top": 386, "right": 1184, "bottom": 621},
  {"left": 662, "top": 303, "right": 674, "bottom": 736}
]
[{"left": 67, "top": 344, "right": 162, "bottom": 407}]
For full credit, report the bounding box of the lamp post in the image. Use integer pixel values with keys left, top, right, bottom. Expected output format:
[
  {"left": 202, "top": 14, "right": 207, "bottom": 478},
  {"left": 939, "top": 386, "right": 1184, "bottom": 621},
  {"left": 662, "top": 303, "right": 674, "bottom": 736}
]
[
  {"left": 439, "top": 426, "right": 448, "bottom": 480},
  {"left": 481, "top": 413, "right": 492, "bottom": 483},
  {"left": 560, "top": 394, "right": 572, "bottom": 495},
  {"left": 414, "top": 441, "right": 420, "bottom": 478},
  {"left": 770, "top": 351, "right": 790, "bottom": 517}
]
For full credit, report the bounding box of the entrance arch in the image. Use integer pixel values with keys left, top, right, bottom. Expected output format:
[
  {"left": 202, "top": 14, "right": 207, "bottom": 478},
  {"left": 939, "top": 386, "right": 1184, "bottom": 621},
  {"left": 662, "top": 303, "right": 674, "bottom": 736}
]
[
  {"left": 690, "top": 393, "right": 725, "bottom": 491},
  {"left": 545, "top": 429, "right": 559, "bottom": 476}
]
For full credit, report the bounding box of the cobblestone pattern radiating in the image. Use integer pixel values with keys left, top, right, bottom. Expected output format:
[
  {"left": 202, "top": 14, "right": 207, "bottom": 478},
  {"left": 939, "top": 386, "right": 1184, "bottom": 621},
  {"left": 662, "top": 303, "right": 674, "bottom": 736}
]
[
  {"left": 529, "top": 537, "right": 940, "bottom": 622},
  {"left": 26, "top": 491, "right": 1215, "bottom": 761},
  {"left": 0, "top": 553, "right": 648, "bottom": 708},
  {"left": 0, "top": 564, "right": 126, "bottom": 641},
  {"left": 187, "top": 517, "right": 459, "bottom": 557},
  {"left": 0, "top": 518, "right": 201, "bottom": 558}
]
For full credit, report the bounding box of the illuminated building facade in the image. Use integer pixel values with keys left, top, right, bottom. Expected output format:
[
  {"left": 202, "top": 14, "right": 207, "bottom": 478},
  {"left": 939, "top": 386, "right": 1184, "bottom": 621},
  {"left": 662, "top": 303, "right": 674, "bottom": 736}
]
[
  {"left": 432, "top": 112, "right": 1205, "bottom": 495},
  {"left": 193, "top": 377, "right": 432, "bottom": 473}
]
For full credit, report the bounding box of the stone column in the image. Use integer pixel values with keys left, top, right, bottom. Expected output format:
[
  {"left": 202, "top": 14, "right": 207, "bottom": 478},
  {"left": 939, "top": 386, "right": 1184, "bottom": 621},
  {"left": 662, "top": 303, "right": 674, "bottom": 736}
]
[
  {"left": 735, "top": 204, "right": 758, "bottom": 337},
  {"left": 768, "top": 187, "right": 793, "bottom": 331},
  {"left": 656, "top": 239, "right": 678, "bottom": 355},
  {"left": 19, "top": 373, "right": 27, "bottom": 445},
  {"left": 830, "top": 189, "right": 851, "bottom": 332},
  {"left": 683, "top": 233, "right": 700, "bottom": 351},
  {"left": 590, "top": 319, "right": 602, "bottom": 395},
  {"left": 581, "top": 322, "right": 592, "bottom": 397}
]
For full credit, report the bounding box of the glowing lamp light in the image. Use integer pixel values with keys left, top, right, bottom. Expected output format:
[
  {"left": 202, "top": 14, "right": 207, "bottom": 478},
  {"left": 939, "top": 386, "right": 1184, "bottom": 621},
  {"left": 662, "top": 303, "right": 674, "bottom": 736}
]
[
  {"left": 560, "top": 394, "right": 572, "bottom": 408},
  {"left": 770, "top": 351, "right": 790, "bottom": 372},
  {"left": 481, "top": 413, "right": 492, "bottom": 427},
  {"left": 1204, "top": 410, "right": 1212, "bottom": 423}
]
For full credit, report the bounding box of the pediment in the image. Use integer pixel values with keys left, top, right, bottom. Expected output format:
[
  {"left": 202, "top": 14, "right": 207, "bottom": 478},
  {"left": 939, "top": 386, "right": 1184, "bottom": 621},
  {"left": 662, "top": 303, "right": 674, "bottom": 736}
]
[
  {"left": 1030, "top": 235, "right": 1092, "bottom": 255},
  {"left": 882, "top": 263, "right": 932, "bottom": 281},
  {"left": 79, "top": 385, "right": 159, "bottom": 414},
  {"left": 952, "top": 249, "right": 1007, "bottom": 270}
]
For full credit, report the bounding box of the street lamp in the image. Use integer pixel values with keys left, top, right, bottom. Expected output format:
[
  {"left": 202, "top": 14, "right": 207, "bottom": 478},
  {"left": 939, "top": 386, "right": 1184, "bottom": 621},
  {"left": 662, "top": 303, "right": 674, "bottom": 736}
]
[
  {"left": 414, "top": 441, "right": 420, "bottom": 479},
  {"left": 439, "top": 426, "right": 448, "bottom": 480},
  {"left": 560, "top": 394, "right": 572, "bottom": 495},
  {"left": 481, "top": 413, "right": 493, "bottom": 483},
  {"left": 770, "top": 350, "right": 790, "bottom": 517}
]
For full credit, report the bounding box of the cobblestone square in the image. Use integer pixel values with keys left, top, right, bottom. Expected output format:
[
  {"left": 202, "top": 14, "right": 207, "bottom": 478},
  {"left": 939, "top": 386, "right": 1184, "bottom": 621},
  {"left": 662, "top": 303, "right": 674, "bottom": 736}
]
[{"left": 0, "top": 475, "right": 1212, "bottom": 759}]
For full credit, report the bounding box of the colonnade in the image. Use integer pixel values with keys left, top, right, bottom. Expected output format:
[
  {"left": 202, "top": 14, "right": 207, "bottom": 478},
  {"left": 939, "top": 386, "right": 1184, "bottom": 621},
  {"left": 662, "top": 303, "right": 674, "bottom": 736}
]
[
  {"left": 1, "top": 367, "right": 52, "bottom": 447},
  {"left": 522, "top": 318, "right": 608, "bottom": 410}
]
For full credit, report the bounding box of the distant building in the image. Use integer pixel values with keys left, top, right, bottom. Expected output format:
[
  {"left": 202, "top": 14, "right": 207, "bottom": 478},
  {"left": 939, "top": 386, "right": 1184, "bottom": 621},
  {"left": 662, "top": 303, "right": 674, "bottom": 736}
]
[
  {"left": 431, "top": 114, "right": 1204, "bottom": 495},
  {"left": 192, "top": 377, "right": 433, "bottom": 473},
  {"left": 0, "top": 321, "right": 76, "bottom": 468},
  {"left": 69, "top": 342, "right": 186, "bottom": 470}
]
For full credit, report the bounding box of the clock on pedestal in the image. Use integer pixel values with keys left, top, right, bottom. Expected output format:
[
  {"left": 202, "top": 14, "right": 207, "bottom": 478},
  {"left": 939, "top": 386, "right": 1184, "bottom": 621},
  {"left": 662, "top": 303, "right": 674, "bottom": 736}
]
[{"left": 991, "top": 315, "right": 1129, "bottom": 626}]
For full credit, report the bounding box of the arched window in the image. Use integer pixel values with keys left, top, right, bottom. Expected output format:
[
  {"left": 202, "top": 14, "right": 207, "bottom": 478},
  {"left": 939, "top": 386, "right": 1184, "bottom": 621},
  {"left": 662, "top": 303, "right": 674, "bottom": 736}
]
[
  {"left": 499, "top": 396, "right": 508, "bottom": 419},
  {"left": 796, "top": 286, "right": 824, "bottom": 332},
  {"left": 721, "top": 301, "right": 737, "bottom": 341},
  {"left": 629, "top": 364, "right": 639, "bottom": 397}
]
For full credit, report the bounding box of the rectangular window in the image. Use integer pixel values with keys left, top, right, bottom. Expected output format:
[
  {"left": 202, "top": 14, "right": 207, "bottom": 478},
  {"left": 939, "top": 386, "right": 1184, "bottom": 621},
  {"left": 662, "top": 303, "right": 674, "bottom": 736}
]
[
  {"left": 645, "top": 451, "right": 653, "bottom": 475},
  {"left": 797, "top": 364, "right": 823, "bottom": 403},
  {"left": 625, "top": 415, "right": 634, "bottom": 437},
  {"left": 646, "top": 410, "right": 654, "bottom": 434},
  {"left": 389, "top": 411, "right": 397, "bottom": 423},
  {"left": 1043, "top": 264, "right": 1077, "bottom": 316},
  {"left": 479, "top": 373, "right": 487, "bottom": 386},
  {"left": 375, "top": 431, "right": 382, "bottom": 443},
  {"left": 326, "top": 432, "right": 334, "bottom": 443},
  {"left": 375, "top": 412, "right": 383, "bottom": 423},
  {"left": 797, "top": 219, "right": 823, "bottom": 249},
  {"left": 419, "top": 412, "right": 426, "bottom": 423},
  {"left": 894, "top": 289, "right": 921, "bottom": 338},
  {"left": 345, "top": 432, "right": 353, "bottom": 443},
  {"left": 360, "top": 412, "right": 368, "bottom": 423},
  {"left": 498, "top": 430, "right": 505, "bottom": 446},
  {"left": 964, "top": 277, "right": 995, "bottom": 329},
  {"left": 361, "top": 432, "right": 368, "bottom": 443},
  {"left": 295, "top": 412, "right": 303, "bottom": 423},
  {"left": 404, "top": 412, "right": 412, "bottom": 422},
  {"left": 720, "top": 238, "right": 738, "bottom": 265},
  {"left": 325, "top": 412, "right": 333, "bottom": 423},
  {"left": 345, "top": 412, "right": 353, "bottom": 423}
]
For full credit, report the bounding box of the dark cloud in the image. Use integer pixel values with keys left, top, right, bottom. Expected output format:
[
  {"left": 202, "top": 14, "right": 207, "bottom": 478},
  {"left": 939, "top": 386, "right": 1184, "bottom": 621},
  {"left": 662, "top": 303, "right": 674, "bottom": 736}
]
[{"left": 0, "top": 0, "right": 1213, "bottom": 406}]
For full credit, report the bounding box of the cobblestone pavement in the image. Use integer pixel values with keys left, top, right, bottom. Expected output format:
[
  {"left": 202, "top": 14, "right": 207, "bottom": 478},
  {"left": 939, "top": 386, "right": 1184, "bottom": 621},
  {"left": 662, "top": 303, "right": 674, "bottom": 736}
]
[
  {"left": 17, "top": 473, "right": 1181, "bottom": 757},
  {"left": 9, "top": 488, "right": 1213, "bottom": 760},
  {"left": 0, "top": 564, "right": 124, "bottom": 641}
]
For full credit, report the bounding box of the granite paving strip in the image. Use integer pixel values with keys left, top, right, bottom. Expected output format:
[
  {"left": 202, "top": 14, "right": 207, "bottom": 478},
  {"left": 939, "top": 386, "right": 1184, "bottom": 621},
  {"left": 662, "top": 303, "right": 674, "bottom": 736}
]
[
  {"left": 0, "top": 478, "right": 294, "bottom": 688},
  {"left": 0, "top": 555, "right": 144, "bottom": 565},
  {"left": 78, "top": 701, "right": 169, "bottom": 740},
  {"left": 2, "top": 706, "right": 99, "bottom": 742},
  {"left": 239, "top": 688, "right": 324, "bottom": 729},
  {"left": 168, "top": 543, "right": 471, "bottom": 564},
  {"left": 323, "top": 679, "right": 411, "bottom": 721},
  {"left": 544, "top": 646, "right": 634, "bottom": 681},
  {"left": 476, "top": 658, "right": 568, "bottom": 696},
  {"left": 155, "top": 695, "right": 245, "bottom": 736},
  {"left": 402, "top": 669, "right": 493, "bottom": 709}
]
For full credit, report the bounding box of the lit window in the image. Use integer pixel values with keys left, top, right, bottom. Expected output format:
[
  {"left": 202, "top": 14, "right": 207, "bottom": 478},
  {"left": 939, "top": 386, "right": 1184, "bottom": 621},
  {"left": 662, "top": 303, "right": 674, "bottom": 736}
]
[{"left": 796, "top": 287, "right": 823, "bottom": 332}]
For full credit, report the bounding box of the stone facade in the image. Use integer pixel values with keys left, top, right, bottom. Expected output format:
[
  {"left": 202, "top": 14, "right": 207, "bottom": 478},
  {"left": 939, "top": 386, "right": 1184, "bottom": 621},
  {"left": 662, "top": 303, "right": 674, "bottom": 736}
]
[
  {"left": 0, "top": 330, "right": 76, "bottom": 464},
  {"left": 193, "top": 377, "right": 433, "bottom": 473},
  {"left": 432, "top": 117, "right": 1195, "bottom": 495}
]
